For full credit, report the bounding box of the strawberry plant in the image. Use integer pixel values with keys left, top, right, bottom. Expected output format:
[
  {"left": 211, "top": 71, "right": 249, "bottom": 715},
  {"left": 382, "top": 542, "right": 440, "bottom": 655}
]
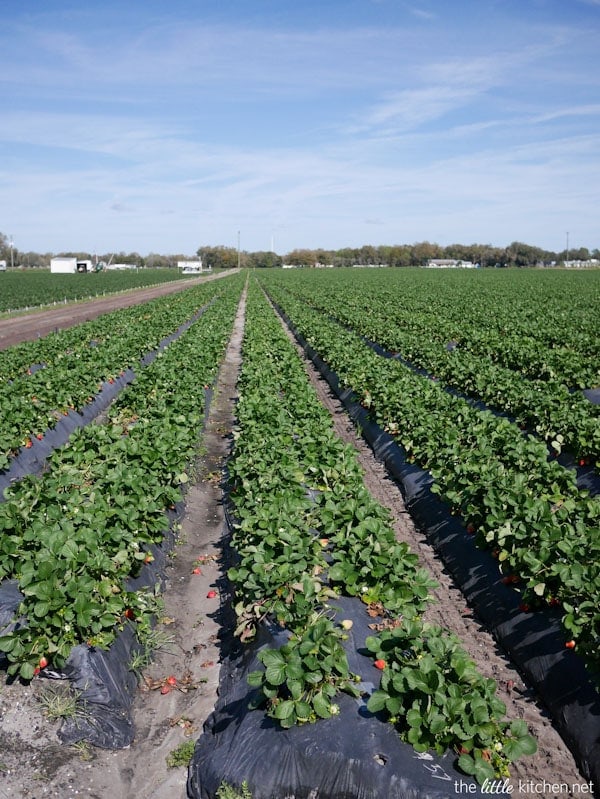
[
  {"left": 0, "top": 269, "right": 192, "bottom": 314},
  {"left": 247, "top": 614, "right": 360, "bottom": 727},
  {"left": 264, "top": 278, "right": 600, "bottom": 683},
  {"left": 0, "top": 280, "right": 226, "bottom": 466},
  {"left": 366, "top": 619, "right": 537, "bottom": 784},
  {"left": 266, "top": 268, "right": 600, "bottom": 462}
]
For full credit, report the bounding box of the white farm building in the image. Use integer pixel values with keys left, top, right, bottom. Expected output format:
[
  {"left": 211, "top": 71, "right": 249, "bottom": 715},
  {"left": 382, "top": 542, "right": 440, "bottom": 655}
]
[
  {"left": 425, "top": 259, "right": 478, "bottom": 269},
  {"left": 50, "top": 257, "right": 93, "bottom": 274}
]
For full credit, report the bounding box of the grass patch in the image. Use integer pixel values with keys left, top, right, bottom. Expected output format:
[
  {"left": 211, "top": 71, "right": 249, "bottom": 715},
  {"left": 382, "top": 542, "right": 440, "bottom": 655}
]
[
  {"left": 37, "top": 683, "right": 83, "bottom": 721},
  {"left": 166, "top": 738, "right": 195, "bottom": 768},
  {"left": 216, "top": 781, "right": 253, "bottom": 799}
]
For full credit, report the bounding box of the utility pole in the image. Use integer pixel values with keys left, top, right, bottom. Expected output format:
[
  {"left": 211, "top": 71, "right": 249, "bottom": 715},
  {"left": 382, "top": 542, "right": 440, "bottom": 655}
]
[
  {"left": 237, "top": 230, "right": 241, "bottom": 269},
  {"left": 566, "top": 231, "right": 569, "bottom": 266}
]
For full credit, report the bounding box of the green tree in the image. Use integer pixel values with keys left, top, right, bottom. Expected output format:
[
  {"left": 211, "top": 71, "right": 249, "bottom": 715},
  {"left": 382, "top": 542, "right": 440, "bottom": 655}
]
[
  {"left": 144, "top": 252, "right": 175, "bottom": 269},
  {"left": 410, "top": 241, "right": 442, "bottom": 265},
  {"left": 0, "top": 232, "right": 17, "bottom": 266},
  {"left": 247, "top": 250, "right": 283, "bottom": 268},
  {"left": 356, "top": 244, "right": 378, "bottom": 265},
  {"left": 197, "top": 245, "right": 243, "bottom": 270},
  {"left": 387, "top": 245, "right": 412, "bottom": 267},
  {"left": 332, "top": 247, "right": 357, "bottom": 267},
  {"left": 505, "top": 241, "right": 553, "bottom": 267},
  {"left": 284, "top": 249, "right": 317, "bottom": 267}
]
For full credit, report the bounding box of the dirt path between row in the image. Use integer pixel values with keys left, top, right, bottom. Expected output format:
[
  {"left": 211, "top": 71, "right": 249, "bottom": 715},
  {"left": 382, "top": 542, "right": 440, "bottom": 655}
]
[{"left": 0, "top": 279, "right": 592, "bottom": 798}]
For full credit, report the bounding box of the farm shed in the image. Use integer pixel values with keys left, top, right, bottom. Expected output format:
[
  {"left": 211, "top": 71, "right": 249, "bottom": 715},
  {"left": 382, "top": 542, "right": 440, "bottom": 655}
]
[{"left": 50, "top": 257, "right": 93, "bottom": 274}]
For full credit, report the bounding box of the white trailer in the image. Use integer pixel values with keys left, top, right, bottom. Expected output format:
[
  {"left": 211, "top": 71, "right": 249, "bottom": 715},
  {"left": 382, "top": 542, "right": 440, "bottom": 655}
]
[
  {"left": 50, "top": 257, "right": 93, "bottom": 274},
  {"left": 178, "top": 259, "right": 210, "bottom": 275}
]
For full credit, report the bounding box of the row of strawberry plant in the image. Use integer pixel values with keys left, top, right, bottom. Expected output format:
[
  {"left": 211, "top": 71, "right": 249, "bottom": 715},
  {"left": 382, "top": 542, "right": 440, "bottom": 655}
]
[
  {"left": 0, "top": 277, "right": 243, "bottom": 679},
  {"left": 262, "top": 282, "right": 600, "bottom": 680},
  {"left": 263, "top": 267, "right": 599, "bottom": 388},
  {"left": 0, "top": 282, "right": 225, "bottom": 471},
  {"left": 264, "top": 273, "right": 599, "bottom": 463},
  {"left": 413, "top": 268, "right": 600, "bottom": 382},
  {"left": 0, "top": 269, "right": 189, "bottom": 313},
  {"left": 0, "top": 285, "right": 225, "bottom": 377},
  {"left": 226, "top": 280, "right": 535, "bottom": 784},
  {"left": 0, "top": 278, "right": 225, "bottom": 382}
]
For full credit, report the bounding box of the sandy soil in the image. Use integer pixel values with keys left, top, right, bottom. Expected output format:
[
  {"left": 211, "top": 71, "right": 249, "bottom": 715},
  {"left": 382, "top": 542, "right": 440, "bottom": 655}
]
[{"left": 0, "top": 281, "right": 593, "bottom": 799}]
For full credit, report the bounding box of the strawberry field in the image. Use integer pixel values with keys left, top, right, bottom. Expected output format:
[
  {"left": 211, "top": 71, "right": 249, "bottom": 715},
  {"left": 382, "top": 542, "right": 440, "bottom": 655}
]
[
  {"left": 191, "top": 281, "right": 539, "bottom": 796},
  {"left": 0, "top": 275, "right": 244, "bottom": 680},
  {"left": 259, "top": 268, "right": 600, "bottom": 671},
  {"left": 0, "top": 266, "right": 598, "bottom": 798},
  {"left": 0, "top": 268, "right": 191, "bottom": 314}
]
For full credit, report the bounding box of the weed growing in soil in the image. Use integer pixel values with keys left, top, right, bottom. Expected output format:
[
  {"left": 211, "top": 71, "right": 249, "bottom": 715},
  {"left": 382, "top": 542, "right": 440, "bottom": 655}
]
[
  {"left": 216, "top": 781, "right": 253, "bottom": 799},
  {"left": 37, "top": 683, "right": 83, "bottom": 721},
  {"left": 166, "top": 738, "right": 195, "bottom": 768},
  {"left": 70, "top": 741, "right": 93, "bottom": 761},
  {"left": 129, "top": 625, "right": 177, "bottom": 681}
]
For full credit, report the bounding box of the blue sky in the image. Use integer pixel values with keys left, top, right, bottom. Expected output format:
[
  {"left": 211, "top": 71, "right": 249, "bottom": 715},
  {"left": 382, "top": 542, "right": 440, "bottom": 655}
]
[{"left": 1, "top": 0, "right": 599, "bottom": 257}]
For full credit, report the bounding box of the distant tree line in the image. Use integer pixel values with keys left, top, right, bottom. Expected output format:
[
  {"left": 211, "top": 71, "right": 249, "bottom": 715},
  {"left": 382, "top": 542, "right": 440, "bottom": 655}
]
[
  {"left": 1, "top": 232, "right": 597, "bottom": 270},
  {"left": 192, "top": 240, "right": 600, "bottom": 269},
  {"left": 271, "top": 241, "right": 599, "bottom": 269}
]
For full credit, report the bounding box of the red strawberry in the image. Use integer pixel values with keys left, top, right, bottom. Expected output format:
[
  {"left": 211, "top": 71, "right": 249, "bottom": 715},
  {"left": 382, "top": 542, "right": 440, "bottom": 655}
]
[
  {"left": 565, "top": 640, "right": 576, "bottom": 649},
  {"left": 160, "top": 684, "right": 171, "bottom": 695},
  {"left": 374, "top": 659, "right": 386, "bottom": 670},
  {"left": 192, "top": 567, "right": 202, "bottom": 575},
  {"left": 39, "top": 656, "right": 48, "bottom": 669},
  {"left": 206, "top": 590, "right": 217, "bottom": 599},
  {"left": 166, "top": 675, "right": 177, "bottom": 686}
]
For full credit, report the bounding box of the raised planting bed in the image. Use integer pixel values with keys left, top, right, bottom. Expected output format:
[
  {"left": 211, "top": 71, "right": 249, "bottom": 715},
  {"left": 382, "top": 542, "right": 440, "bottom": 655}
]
[{"left": 188, "top": 281, "right": 536, "bottom": 799}]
